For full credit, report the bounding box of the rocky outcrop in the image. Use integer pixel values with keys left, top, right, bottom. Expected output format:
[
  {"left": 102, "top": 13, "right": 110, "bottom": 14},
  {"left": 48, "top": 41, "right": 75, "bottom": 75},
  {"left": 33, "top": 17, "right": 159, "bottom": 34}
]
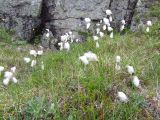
[
  {"left": 43, "top": 0, "right": 138, "bottom": 39},
  {"left": 131, "top": 0, "right": 157, "bottom": 31},
  {"left": 0, "top": 0, "right": 157, "bottom": 43},
  {"left": 0, "top": 0, "right": 42, "bottom": 40}
]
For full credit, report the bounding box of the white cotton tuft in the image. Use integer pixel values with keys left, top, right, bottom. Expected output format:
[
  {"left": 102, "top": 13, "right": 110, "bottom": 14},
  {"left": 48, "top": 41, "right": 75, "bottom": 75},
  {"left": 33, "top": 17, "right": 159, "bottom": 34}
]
[
  {"left": 46, "top": 29, "right": 50, "bottom": 38},
  {"left": 93, "top": 36, "right": 99, "bottom": 41},
  {"left": 84, "top": 52, "right": 98, "bottom": 62},
  {"left": 3, "top": 78, "right": 10, "bottom": 86},
  {"left": 106, "top": 9, "right": 112, "bottom": 16},
  {"left": 79, "top": 56, "right": 89, "bottom": 65},
  {"left": 118, "top": 92, "right": 128, "bottom": 103},
  {"left": 24, "top": 57, "right": 31, "bottom": 63},
  {"left": 96, "top": 28, "right": 100, "bottom": 34},
  {"left": 146, "top": 27, "right": 150, "bottom": 32},
  {"left": 37, "top": 50, "right": 43, "bottom": 55},
  {"left": 69, "top": 31, "right": 72, "bottom": 35},
  {"left": 46, "top": 33, "right": 49, "bottom": 37},
  {"left": 84, "top": 18, "right": 91, "bottom": 23},
  {"left": 31, "top": 60, "right": 37, "bottom": 67},
  {"left": 96, "top": 23, "right": 101, "bottom": 27},
  {"left": 100, "top": 20, "right": 103, "bottom": 24},
  {"left": 12, "top": 77, "right": 18, "bottom": 84},
  {"left": 46, "top": 29, "right": 49, "bottom": 32},
  {"left": 103, "top": 25, "right": 107, "bottom": 31},
  {"left": 147, "top": 21, "right": 152, "bottom": 27},
  {"left": 126, "top": 65, "right": 135, "bottom": 75},
  {"left": 76, "top": 39, "right": 79, "bottom": 43},
  {"left": 61, "top": 35, "right": 68, "bottom": 42},
  {"left": 86, "top": 23, "right": 91, "bottom": 29},
  {"left": 115, "top": 56, "right": 121, "bottom": 63},
  {"left": 133, "top": 76, "right": 140, "bottom": 87},
  {"left": 121, "top": 20, "right": 126, "bottom": 25},
  {"left": 64, "top": 42, "right": 70, "bottom": 52},
  {"left": 0, "top": 66, "right": 4, "bottom": 72},
  {"left": 41, "top": 62, "right": 44, "bottom": 70},
  {"left": 58, "top": 42, "right": 63, "bottom": 51},
  {"left": 96, "top": 41, "right": 100, "bottom": 48},
  {"left": 120, "top": 25, "right": 125, "bottom": 32},
  {"left": 4, "top": 71, "right": 13, "bottom": 79},
  {"left": 109, "top": 16, "right": 113, "bottom": 22},
  {"left": 11, "top": 66, "right": 16, "bottom": 73},
  {"left": 108, "top": 27, "right": 113, "bottom": 32},
  {"left": 110, "top": 32, "right": 113, "bottom": 38},
  {"left": 84, "top": 18, "right": 91, "bottom": 29},
  {"left": 30, "top": 50, "right": 37, "bottom": 57},
  {"left": 99, "top": 32, "right": 104, "bottom": 38},
  {"left": 103, "top": 18, "right": 110, "bottom": 26}
]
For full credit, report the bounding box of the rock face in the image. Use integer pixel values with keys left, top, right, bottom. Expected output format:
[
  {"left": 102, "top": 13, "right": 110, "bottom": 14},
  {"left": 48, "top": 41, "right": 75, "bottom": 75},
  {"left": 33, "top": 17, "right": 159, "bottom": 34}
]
[
  {"left": 0, "top": 0, "right": 42, "bottom": 40},
  {"left": 131, "top": 0, "right": 157, "bottom": 31},
  {"left": 43, "top": 0, "right": 138, "bottom": 39},
  {"left": 0, "top": 0, "right": 157, "bottom": 43}
]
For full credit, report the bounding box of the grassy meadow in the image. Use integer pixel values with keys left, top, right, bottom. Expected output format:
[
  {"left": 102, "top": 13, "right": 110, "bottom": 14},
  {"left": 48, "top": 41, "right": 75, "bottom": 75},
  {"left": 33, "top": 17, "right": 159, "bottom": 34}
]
[
  {"left": 0, "top": 3, "right": 160, "bottom": 119},
  {"left": 0, "top": 23, "right": 160, "bottom": 119}
]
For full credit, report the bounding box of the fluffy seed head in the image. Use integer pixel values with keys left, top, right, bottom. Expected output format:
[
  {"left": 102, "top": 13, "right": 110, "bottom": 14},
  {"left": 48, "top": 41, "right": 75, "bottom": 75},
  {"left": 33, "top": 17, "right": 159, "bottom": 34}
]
[
  {"left": 103, "top": 18, "right": 110, "bottom": 26},
  {"left": 109, "top": 16, "right": 112, "bottom": 22},
  {"left": 108, "top": 27, "right": 113, "bottom": 32},
  {"left": 118, "top": 92, "right": 128, "bottom": 102},
  {"left": 11, "top": 66, "right": 16, "bottom": 73},
  {"left": 84, "top": 51, "right": 98, "bottom": 62},
  {"left": 93, "top": 36, "right": 99, "bottom": 41},
  {"left": 79, "top": 55, "right": 89, "bottom": 65},
  {"left": 121, "top": 20, "right": 126, "bottom": 25},
  {"left": 12, "top": 77, "right": 18, "bottom": 84},
  {"left": 86, "top": 23, "right": 91, "bottom": 29},
  {"left": 126, "top": 65, "right": 135, "bottom": 75},
  {"left": 99, "top": 32, "right": 104, "bottom": 38},
  {"left": 37, "top": 50, "right": 43, "bottom": 55},
  {"left": 133, "top": 76, "right": 140, "bottom": 87},
  {"left": 120, "top": 25, "right": 125, "bottom": 31},
  {"left": 106, "top": 9, "right": 112, "bottom": 16},
  {"left": 146, "top": 27, "right": 150, "bottom": 32},
  {"left": 24, "top": 57, "right": 31, "bottom": 63},
  {"left": 147, "top": 21, "right": 152, "bottom": 27},
  {"left": 110, "top": 32, "right": 113, "bottom": 38},
  {"left": 0, "top": 66, "right": 4, "bottom": 72},
  {"left": 3, "top": 78, "right": 10, "bottom": 86},
  {"left": 30, "top": 50, "right": 37, "bottom": 57},
  {"left": 31, "top": 60, "right": 37, "bottom": 67},
  {"left": 64, "top": 42, "right": 70, "bottom": 52},
  {"left": 96, "top": 41, "right": 100, "bottom": 48},
  {"left": 115, "top": 56, "right": 121, "bottom": 63},
  {"left": 103, "top": 25, "right": 107, "bottom": 31},
  {"left": 4, "top": 71, "right": 13, "bottom": 79},
  {"left": 84, "top": 18, "right": 91, "bottom": 23}
]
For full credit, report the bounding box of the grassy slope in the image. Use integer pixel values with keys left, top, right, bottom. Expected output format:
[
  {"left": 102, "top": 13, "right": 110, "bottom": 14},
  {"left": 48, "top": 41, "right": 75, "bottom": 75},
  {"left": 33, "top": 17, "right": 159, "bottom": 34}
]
[
  {"left": 0, "top": 23, "right": 160, "bottom": 119},
  {"left": 0, "top": 2, "right": 160, "bottom": 119}
]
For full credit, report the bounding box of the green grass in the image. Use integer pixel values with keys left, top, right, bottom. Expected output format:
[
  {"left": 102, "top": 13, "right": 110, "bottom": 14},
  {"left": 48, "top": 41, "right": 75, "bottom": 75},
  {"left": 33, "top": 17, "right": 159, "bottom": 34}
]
[
  {"left": 0, "top": 21, "right": 160, "bottom": 119},
  {"left": 150, "top": 1, "right": 160, "bottom": 19},
  {"left": 0, "top": 28, "right": 12, "bottom": 44}
]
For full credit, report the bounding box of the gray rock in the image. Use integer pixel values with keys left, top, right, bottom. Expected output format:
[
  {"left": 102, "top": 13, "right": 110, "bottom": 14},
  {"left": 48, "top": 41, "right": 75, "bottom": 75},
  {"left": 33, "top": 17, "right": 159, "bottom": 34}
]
[
  {"left": 0, "top": 0, "right": 157, "bottom": 45},
  {"left": 43, "top": 0, "right": 111, "bottom": 39},
  {"left": 0, "top": 0, "right": 42, "bottom": 40},
  {"left": 130, "top": 0, "right": 157, "bottom": 31}
]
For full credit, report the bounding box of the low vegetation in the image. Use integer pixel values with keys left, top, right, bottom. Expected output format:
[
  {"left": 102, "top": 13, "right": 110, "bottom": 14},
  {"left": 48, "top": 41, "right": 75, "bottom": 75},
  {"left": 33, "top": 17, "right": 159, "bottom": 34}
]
[
  {"left": 0, "top": 2, "right": 160, "bottom": 118},
  {"left": 0, "top": 20, "right": 160, "bottom": 119}
]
